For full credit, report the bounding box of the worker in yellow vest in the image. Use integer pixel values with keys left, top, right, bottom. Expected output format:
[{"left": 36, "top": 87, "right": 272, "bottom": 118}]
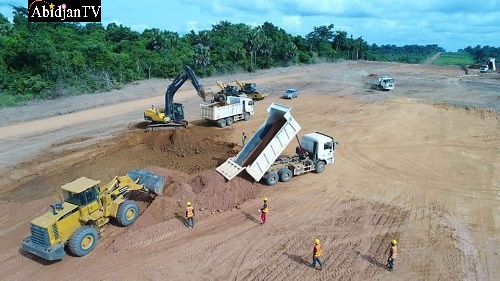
[
  {"left": 310, "top": 238, "right": 323, "bottom": 270},
  {"left": 259, "top": 197, "right": 268, "bottom": 225},
  {"left": 387, "top": 239, "right": 398, "bottom": 271},
  {"left": 185, "top": 201, "right": 195, "bottom": 228}
]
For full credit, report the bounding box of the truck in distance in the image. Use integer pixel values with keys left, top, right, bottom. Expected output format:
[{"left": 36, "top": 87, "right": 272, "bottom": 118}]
[{"left": 200, "top": 96, "right": 255, "bottom": 128}]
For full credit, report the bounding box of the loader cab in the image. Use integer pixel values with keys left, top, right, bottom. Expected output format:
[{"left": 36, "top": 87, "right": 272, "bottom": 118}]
[
  {"left": 300, "top": 132, "right": 336, "bottom": 164},
  {"left": 243, "top": 83, "right": 257, "bottom": 93},
  {"left": 61, "top": 177, "right": 102, "bottom": 216}
]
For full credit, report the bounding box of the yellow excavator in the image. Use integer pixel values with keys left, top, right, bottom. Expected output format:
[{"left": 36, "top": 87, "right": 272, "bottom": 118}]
[
  {"left": 235, "top": 79, "right": 268, "bottom": 101},
  {"left": 21, "top": 170, "right": 164, "bottom": 261},
  {"left": 144, "top": 65, "right": 210, "bottom": 131}
]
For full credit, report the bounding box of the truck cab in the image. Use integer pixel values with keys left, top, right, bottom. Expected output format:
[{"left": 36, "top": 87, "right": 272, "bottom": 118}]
[
  {"left": 480, "top": 65, "right": 489, "bottom": 73},
  {"left": 379, "top": 76, "right": 395, "bottom": 90},
  {"left": 300, "top": 132, "right": 336, "bottom": 165}
]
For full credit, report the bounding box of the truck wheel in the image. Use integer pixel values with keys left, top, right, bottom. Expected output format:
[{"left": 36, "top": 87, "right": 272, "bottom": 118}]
[
  {"left": 217, "top": 118, "right": 227, "bottom": 128},
  {"left": 244, "top": 112, "right": 250, "bottom": 121},
  {"left": 265, "top": 172, "right": 279, "bottom": 186},
  {"left": 68, "top": 226, "right": 98, "bottom": 257},
  {"left": 116, "top": 200, "right": 140, "bottom": 226},
  {"left": 226, "top": 116, "right": 234, "bottom": 126},
  {"left": 315, "top": 161, "right": 326, "bottom": 174},
  {"left": 279, "top": 168, "right": 292, "bottom": 182}
]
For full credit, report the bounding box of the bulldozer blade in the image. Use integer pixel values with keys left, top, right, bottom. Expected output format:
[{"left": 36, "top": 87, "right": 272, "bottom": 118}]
[{"left": 127, "top": 169, "right": 165, "bottom": 196}]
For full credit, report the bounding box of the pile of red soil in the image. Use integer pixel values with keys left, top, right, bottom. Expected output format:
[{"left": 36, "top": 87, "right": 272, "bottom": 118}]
[{"left": 133, "top": 166, "right": 262, "bottom": 228}]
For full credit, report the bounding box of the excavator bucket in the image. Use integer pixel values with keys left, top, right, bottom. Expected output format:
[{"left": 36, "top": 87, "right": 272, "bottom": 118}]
[{"left": 127, "top": 169, "right": 165, "bottom": 196}]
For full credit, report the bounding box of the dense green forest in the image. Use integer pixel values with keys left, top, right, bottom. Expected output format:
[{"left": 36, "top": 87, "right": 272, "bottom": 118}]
[
  {"left": 461, "top": 45, "right": 500, "bottom": 64},
  {"left": 0, "top": 6, "right": 496, "bottom": 107}
]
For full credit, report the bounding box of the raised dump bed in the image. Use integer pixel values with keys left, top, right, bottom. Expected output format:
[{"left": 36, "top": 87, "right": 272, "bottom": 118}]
[{"left": 216, "top": 103, "right": 301, "bottom": 181}]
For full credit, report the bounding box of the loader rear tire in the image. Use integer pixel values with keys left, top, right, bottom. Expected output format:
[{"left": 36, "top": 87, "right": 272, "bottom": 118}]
[
  {"left": 279, "top": 168, "right": 292, "bottom": 182},
  {"left": 68, "top": 226, "right": 98, "bottom": 257},
  {"left": 116, "top": 200, "right": 140, "bottom": 227},
  {"left": 265, "top": 172, "right": 279, "bottom": 186}
]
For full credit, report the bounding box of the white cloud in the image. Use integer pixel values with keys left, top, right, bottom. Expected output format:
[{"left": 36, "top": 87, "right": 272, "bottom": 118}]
[
  {"left": 281, "top": 15, "right": 302, "bottom": 29},
  {"left": 130, "top": 24, "right": 148, "bottom": 32}
]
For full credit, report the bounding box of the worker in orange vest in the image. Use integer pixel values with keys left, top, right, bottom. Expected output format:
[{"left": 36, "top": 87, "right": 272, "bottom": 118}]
[
  {"left": 387, "top": 239, "right": 398, "bottom": 271},
  {"left": 259, "top": 197, "right": 268, "bottom": 225},
  {"left": 185, "top": 201, "right": 195, "bottom": 228},
  {"left": 310, "top": 238, "right": 323, "bottom": 270}
]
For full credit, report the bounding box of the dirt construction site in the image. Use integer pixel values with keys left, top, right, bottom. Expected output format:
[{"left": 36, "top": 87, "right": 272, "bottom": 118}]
[{"left": 0, "top": 61, "right": 498, "bottom": 280}]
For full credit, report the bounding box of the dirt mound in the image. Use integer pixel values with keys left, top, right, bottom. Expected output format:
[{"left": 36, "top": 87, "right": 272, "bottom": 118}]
[{"left": 136, "top": 167, "right": 262, "bottom": 227}]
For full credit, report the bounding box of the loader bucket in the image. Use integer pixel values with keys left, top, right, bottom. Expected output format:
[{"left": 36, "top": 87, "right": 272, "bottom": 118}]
[{"left": 127, "top": 169, "right": 165, "bottom": 196}]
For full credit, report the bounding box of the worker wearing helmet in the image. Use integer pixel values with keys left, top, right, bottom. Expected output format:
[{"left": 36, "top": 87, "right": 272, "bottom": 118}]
[
  {"left": 310, "top": 238, "right": 323, "bottom": 270},
  {"left": 259, "top": 197, "right": 268, "bottom": 225},
  {"left": 387, "top": 239, "right": 398, "bottom": 271},
  {"left": 185, "top": 201, "right": 195, "bottom": 228}
]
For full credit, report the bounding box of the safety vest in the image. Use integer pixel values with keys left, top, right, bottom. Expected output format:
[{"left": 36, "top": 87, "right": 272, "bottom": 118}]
[
  {"left": 262, "top": 203, "right": 268, "bottom": 213},
  {"left": 390, "top": 245, "right": 397, "bottom": 258},
  {"left": 186, "top": 206, "right": 194, "bottom": 218},
  {"left": 314, "top": 244, "right": 322, "bottom": 257}
]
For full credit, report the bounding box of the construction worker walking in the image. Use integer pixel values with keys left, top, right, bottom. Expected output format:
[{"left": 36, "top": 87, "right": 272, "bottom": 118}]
[
  {"left": 185, "top": 201, "right": 195, "bottom": 228},
  {"left": 242, "top": 132, "right": 247, "bottom": 147},
  {"left": 310, "top": 238, "right": 323, "bottom": 270},
  {"left": 259, "top": 197, "right": 268, "bottom": 225},
  {"left": 387, "top": 239, "right": 398, "bottom": 271}
]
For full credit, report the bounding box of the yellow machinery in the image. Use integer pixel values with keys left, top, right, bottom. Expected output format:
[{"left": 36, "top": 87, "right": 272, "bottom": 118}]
[
  {"left": 21, "top": 170, "right": 164, "bottom": 261},
  {"left": 144, "top": 65, "right": 209, "bottom": 131},
  {"left": 235, "top": 79, "right": 268, "bottom": 101},
  {"left": 215, "top": 81, "right": 240, "bottom": 102}
]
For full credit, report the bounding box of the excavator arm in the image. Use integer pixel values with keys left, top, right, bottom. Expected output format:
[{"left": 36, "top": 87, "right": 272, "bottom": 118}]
[{"left": 164, "top": 65, "right": 209, "bottom": 118}]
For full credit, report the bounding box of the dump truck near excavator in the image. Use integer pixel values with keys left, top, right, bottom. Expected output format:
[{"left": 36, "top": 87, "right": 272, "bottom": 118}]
[
  {"left": 216, "top": 103, "right": 337, "bottom": 186},
  {"left": 21, "top": 170, "right": 164, "bottom": 261}
]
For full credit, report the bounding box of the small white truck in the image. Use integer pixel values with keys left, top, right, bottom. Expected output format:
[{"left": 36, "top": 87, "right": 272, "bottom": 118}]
[
  {"left": 216, "top": 103, "right": 337, "bottom": 186},
  {"left": 365, "top": 74, "right": 395, "bottom": 91},
  {"left": 200, "top": 96, "right": 255, "bottom": 128}
]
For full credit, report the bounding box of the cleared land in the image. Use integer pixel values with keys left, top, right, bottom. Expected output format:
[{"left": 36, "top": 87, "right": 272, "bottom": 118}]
[{"left": 0, "top": 61, "right": 498, "bottom": 281}]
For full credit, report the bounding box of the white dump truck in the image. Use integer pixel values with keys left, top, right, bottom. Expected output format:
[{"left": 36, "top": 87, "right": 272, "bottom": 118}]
[
  {"left": 365, "top": 74, "right": 394, "bottom": 90},
  {"left": 200, "top": 96, "right": 255, "bottom": 127},
  {"left": 216, "top": 103, "right": 338, "bottom": 186}
]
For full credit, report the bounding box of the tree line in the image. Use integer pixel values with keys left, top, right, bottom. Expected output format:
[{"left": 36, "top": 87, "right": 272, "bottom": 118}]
[
  {"left": 0, "top": 6, "right": 480, "bottom": 106},
  {"left": 461, "top": 45, "right": 500, "bottom": 65}
]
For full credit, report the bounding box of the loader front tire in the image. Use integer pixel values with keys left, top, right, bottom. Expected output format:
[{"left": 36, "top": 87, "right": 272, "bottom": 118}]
[
  {"left": 68, "top": 226, "right": 98, "bottom": 257},
  {"left": 116, "top": 200, "right": 140, "bottom": 227}
]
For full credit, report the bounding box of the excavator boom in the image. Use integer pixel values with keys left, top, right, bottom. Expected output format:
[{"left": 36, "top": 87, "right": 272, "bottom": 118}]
[{"left": 144, "top": 65, "right": 209, "bottom": 131}]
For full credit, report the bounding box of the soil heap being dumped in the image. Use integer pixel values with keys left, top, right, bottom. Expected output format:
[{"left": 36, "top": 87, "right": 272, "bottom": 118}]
[{"left": 133, "top": 166, "right": 262, "bottom": 228}]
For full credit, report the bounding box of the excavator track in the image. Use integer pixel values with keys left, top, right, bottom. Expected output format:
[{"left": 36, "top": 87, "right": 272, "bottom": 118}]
[{"left": 145, "top": 121, "right": 188, "bottom": 132}]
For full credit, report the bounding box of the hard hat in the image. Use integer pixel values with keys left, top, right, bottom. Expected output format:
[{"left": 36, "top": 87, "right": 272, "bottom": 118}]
[
  {"left": 187, "top": 201, "right": 191, "bottom": 206},
  {"left": 314, "top": 239, "right": 320, "bottom": 245},
  {"left": 263, "top": 197, "right": 268, "bottom": 201},
  {"left": 391, "top": 239, "right": 397, "bottom": 245}
]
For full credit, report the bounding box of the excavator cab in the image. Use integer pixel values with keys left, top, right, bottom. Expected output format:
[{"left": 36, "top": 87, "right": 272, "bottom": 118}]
[{"left": 172, "top": 103, "right": 185, "bottom": 121}]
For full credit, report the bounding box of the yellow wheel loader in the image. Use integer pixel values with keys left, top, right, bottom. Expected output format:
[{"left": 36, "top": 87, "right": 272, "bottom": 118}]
[
  {"left": 235, "top": 79, "right": 268, "bottom": 101},
  {"left": 21, "top": 169, "right": 165, "bottom": 261}
]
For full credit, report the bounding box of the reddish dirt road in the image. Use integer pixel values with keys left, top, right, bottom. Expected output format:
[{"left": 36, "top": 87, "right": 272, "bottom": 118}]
[{"left": 0, "top": 62, "right": 498, "bottom": 280}]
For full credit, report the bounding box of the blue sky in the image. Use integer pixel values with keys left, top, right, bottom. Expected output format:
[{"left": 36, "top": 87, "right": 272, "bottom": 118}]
[{"left": 1, "top": 0, "right": 499, "bottom": 51}]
